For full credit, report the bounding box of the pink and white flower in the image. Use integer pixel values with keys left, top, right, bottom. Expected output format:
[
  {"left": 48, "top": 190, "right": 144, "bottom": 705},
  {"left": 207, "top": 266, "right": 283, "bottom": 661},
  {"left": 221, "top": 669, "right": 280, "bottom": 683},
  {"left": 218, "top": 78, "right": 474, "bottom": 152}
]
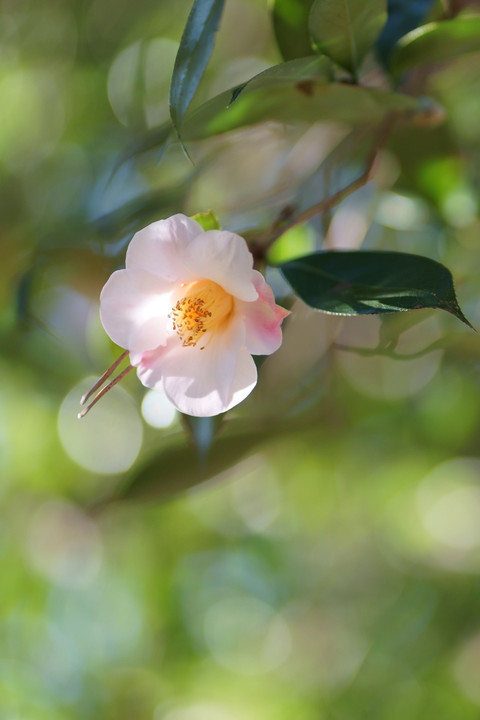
[{"left": 97, "top": 213, "right": 289, "bottom": 417}]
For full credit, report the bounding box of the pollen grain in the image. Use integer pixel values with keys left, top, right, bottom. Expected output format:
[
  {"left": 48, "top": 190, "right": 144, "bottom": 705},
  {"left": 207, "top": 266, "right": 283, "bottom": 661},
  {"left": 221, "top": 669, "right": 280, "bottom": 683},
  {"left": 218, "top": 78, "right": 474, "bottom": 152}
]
[{"left": 169, "top": 279, "right": 233, "bottom": 348}]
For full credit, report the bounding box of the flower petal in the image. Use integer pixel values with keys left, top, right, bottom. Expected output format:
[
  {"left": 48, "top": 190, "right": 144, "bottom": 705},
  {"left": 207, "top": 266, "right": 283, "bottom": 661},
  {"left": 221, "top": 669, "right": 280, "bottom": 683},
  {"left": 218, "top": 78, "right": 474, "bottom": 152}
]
[
  {"left": 135, "top": 316, "right": 256, "bottom": 416},
  {"left": 227, "top": 346, "right": 258, "bottom": 410},
  {"left": 128, "top": 316, "right": 171, "bottom": 364},
  {"left": 100, "top": 269, "right": 171, "bottom": 352},
  {"left": 157, "top": 322, "right": 242, "bottom": 408},
  {"left": 182, "top": 230, "right": 258, "bottom": 301},
  {"left": 240, "top": 271, "right": 290, "bottom": 355},
  {"left": 126, "top": 213, "right": 202, "bottom": 285}
]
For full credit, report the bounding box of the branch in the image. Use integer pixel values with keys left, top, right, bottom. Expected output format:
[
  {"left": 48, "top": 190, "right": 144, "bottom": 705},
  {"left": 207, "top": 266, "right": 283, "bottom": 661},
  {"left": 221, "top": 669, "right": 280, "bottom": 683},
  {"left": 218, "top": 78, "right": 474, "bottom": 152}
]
[{"left": 247, "top": 115, "right": 395, "bottom": 259}]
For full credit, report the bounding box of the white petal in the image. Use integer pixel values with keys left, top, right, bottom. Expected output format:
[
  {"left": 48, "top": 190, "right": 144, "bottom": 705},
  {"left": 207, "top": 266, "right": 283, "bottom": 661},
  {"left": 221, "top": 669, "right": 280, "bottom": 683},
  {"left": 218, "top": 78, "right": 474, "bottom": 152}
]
[
  {"left": 182, "top": 230, "right": 258, "bottom": 301},
  {"left": 128, "top": 316, "right": 170, "bottom": 364},
  {"left": 239, "top": 271, "right": 290, "bottom": 355},
  {"left": 135, "top": 316, "right": 256, "bottom": 416},
  {"left": 162, "top": 323, "right": 242, "bottom": 414},
  {"left": 126, "top": 213, "right": 202, "bottom": 284},
  {"left": 100, "top": 269, "right": 170, "bottom": 351},
  {"left": 226, "top": 346, "right": 258, "bottom": 410}
]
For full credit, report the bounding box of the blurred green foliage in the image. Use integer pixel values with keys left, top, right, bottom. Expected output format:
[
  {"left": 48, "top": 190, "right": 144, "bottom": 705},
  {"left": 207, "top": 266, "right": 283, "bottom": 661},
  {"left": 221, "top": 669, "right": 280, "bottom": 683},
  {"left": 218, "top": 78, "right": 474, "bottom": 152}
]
[{"left": 3, "top": 0, "right": 480, "bottom": 718}]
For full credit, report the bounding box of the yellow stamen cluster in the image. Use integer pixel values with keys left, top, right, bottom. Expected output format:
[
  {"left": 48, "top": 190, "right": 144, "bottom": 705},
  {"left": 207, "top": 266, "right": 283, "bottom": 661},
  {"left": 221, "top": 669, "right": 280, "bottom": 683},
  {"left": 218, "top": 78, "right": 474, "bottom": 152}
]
[{"left": 169, "top": 279, "right": 233, "bottom": 348}]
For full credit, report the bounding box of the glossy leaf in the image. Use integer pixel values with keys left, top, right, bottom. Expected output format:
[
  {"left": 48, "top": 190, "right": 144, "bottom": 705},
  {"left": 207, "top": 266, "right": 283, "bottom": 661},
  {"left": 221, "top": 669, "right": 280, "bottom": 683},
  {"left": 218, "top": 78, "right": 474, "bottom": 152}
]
[
  {"left": 392, "top": 17, "right": 480, "bottom": 76},
  {"left": 280, "top": 251, "right": 473, "bottom": 327},
  {"left": 309, "top": 0, "right": 387, "bottom": 75},
  {"left": 271, "top": 0, "right": 316, "bottom": 60},
  {"left": 180, "top": 58, "right": 419, "bottom": 140},
  {"left": 377, "top": 0, "right": 436, "bottom": 66},
  {"left": 170, "top": 0, "right": 226, "bottom": 136}
]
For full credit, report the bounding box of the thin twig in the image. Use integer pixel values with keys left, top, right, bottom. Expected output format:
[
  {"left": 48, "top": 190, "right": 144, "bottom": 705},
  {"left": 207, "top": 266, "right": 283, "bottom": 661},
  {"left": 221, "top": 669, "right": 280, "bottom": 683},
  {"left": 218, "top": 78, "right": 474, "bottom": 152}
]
[{"left": 248, "top": 115, "right": 396, "bottom": 257}]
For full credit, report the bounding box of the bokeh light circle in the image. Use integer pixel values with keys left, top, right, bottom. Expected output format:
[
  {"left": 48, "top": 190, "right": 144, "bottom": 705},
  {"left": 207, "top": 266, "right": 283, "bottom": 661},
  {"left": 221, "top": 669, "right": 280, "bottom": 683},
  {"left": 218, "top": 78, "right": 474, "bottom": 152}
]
[
  {"left": 417, "top": 458, "right": 480, "bottom": 550},
  {"left": 58, "top": 377, "right": 143, "bottom": 474},
  {"left": 203, "top": 596, "right": 291, "bottom": 675},
  {"left": 141, "top": 388, "right": 176, "bottom": 428}
]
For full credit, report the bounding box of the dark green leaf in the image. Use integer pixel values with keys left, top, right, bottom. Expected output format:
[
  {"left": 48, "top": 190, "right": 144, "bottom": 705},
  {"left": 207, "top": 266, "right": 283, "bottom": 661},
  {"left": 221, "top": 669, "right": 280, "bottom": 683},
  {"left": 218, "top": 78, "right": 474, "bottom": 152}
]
[
  {"left": 309, "top": 0, "right": 387, "bottom": 75},
  {"left": 280, "top": 251, "right": 473, "bottom": 327},
  {"left": 170, "top": 0, "right": 226, "bottom": 137},
  {"left": 377, "top": 0, "right": 436, "bottom": 66},
  {"left": 271, "top": 0, "right": 316, "bottom": 60},
  {"left": 391, "top": 17, "right": 480, "bottom": 76},
  {"left": 180, "top": 58, "right": 419, "bottom": 139}
]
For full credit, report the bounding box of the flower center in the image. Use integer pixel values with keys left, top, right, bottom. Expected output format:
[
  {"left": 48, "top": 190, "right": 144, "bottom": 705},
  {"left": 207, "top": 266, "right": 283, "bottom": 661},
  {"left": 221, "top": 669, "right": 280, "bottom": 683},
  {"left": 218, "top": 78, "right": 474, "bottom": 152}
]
[{"left": 169, "top": 279, "right": 234, "bottom": 348}]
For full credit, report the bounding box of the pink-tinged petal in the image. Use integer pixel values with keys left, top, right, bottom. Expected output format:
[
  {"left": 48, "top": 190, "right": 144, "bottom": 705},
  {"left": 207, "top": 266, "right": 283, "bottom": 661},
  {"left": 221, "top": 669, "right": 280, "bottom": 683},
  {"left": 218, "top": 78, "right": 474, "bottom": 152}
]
[
  {"left": 182, "top": 230, "right": 258, "bottom": 302},
  {"left": 135, "top": 317, "right": 254, "bottom": 416},
  {"left": 133, "top": 346, "right": 164, "bottom": 392},
  {"left": 126, "top": 214, "right": 202, "bottom": 285},
  {"left": 100, "top": 269, "right": 171, "bottom": 351},
  {"left": 239, "top": 270, "right": 290, "bottom": 355}
]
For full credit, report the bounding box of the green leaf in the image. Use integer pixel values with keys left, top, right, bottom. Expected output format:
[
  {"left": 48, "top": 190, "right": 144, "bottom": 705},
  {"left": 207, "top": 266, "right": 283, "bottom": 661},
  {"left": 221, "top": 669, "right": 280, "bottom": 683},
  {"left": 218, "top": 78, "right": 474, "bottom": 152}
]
[
  {"left": 169, "top": 0, "right": 226, "bottom": 137},
  {"left": 191, "top": 210, "right": 221, "bottom": 231},
  {"left": 271, "top": 0, "right": 316, "bottom": 60},
  {"left": 230, "top": 55, "right": 332, "bottom": 98},
  {"left": 267, "top": 224, "right": 316, "bottom": 264},
  {"left": 309, "top": 0, "right": 387, "bottom": 75},
  {"left": 227, "top": 55, "right": 331, "bottom": 104},
  {"left": 180, "top": 58, "right": 419, "bottom": 139},
  {"left": 391, "top": 17, "right": 480, "bottom": 76},
  {"left": 280, "top": 251, "right": 473, "bottom": 327}
]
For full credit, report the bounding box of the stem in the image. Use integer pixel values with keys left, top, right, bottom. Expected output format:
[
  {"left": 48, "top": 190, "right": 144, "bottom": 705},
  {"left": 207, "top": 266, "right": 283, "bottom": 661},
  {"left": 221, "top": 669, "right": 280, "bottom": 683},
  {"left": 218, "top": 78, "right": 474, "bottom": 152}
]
[{"left": 248, "top": 115, "right": 395, "bottom": 258}]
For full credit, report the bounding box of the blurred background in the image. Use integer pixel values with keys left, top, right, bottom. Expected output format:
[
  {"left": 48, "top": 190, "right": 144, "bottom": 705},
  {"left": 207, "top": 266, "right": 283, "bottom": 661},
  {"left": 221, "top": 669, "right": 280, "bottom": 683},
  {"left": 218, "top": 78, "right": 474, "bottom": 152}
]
[{"left": 3, "top": 0, "right": 480, "bottom": 717}]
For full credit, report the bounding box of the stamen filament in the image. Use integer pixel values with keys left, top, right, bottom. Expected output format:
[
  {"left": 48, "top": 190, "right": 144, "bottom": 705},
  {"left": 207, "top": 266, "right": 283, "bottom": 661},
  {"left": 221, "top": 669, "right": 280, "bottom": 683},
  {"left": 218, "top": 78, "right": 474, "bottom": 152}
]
[
  {"left": 78, "top": 361, "right": 133, "bottom": 419},
  {"left": 80, "top": 350, "right": 130, "bottom": 405},
  {"left": 169, "top": 280, "right": 233, "bottom": 348}
]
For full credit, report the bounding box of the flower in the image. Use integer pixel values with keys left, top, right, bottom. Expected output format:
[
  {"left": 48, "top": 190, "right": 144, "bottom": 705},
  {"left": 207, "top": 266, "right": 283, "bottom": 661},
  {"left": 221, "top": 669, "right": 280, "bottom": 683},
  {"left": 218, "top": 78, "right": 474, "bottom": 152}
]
[{"left": 98, "top": 213, "right": 289, "bottom": 417}]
